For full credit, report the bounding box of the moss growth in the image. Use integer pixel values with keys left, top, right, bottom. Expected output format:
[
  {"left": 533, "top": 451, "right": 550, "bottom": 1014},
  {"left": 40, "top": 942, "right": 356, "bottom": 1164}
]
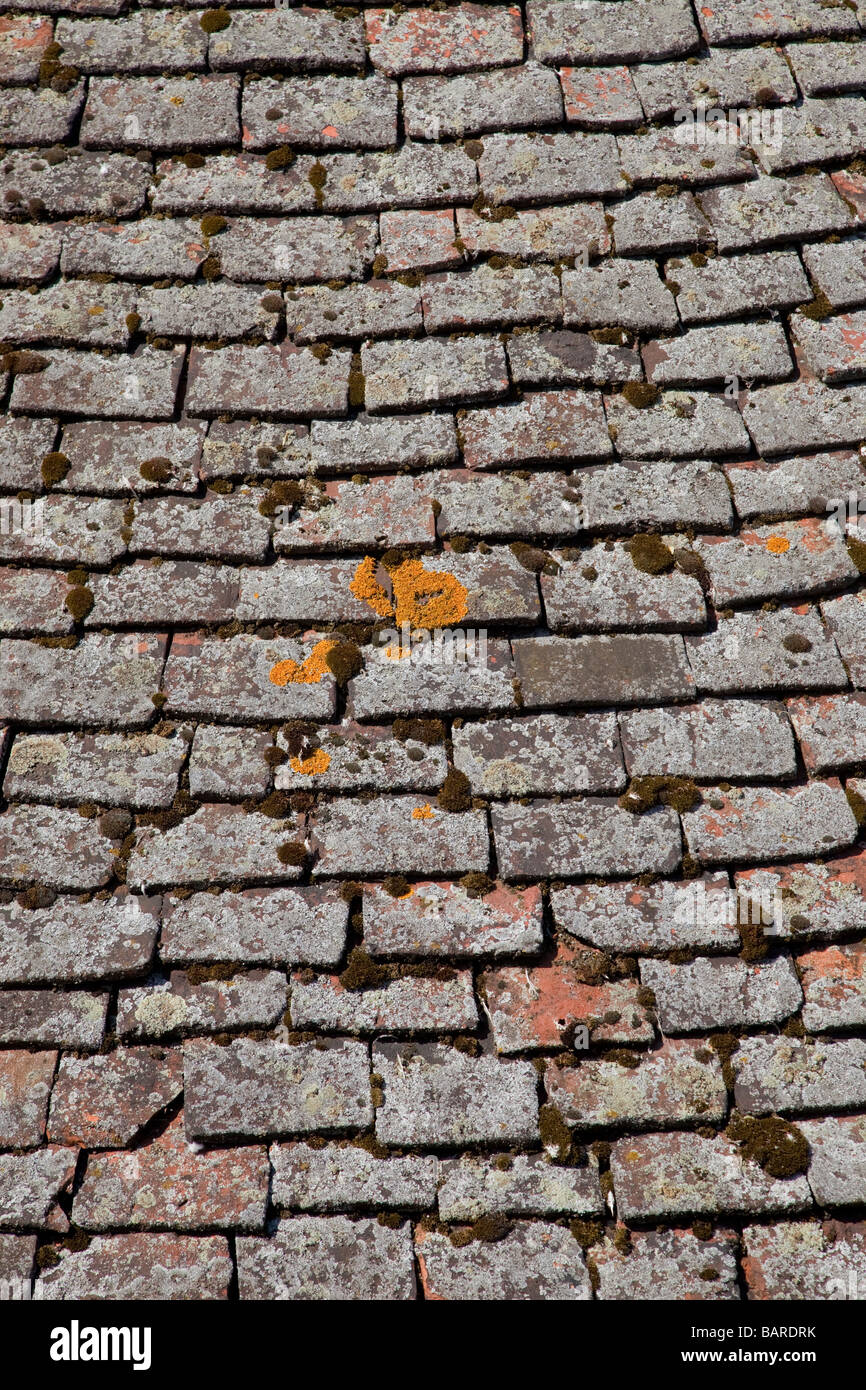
[
  {"left": 201, "top": 254, "right": 221, "bottom": 282},
  {"left": 348, "top": 350, "right": 365, "bottom": 408},
  {"left": 619, "top": 776, "right": 701, "bottom": 815},
  {"left": 393, "top": 718, "right": 444, "bottom": 745},
  {"left": 383, "top": 875, "right": 411, "bottom": 898},
  {"left": 200, "top": 7, "right": 231, "bottom": 31},
  {"left": 260, "top": 292, "right": 283, "bottom": 315},
  {"left": 139, "top": 456, "right": 172, "bottom": 484},
  {"left": 621, "top": 382, "right": 660, "bottom": 409},
  {"left": 276, "top": 841, "right": 306, "bottom": 866},
  {"left": 471, "top": 1214, "right": 512, "bottom": 1243},
  {"left": 38, "top": 47, "right": 80, "bottom": 93},
  {"left": 460, "top": 871, "right": 494, "bottom": 899},
  {"left": 263, "top": 744, "right": 288, "bottom": 769},
  {"left": 799, "top": 288, "right": 833, "bottom": 320},
  {"left": 309, "top": 342, "right": 331, "bottom": 362},
  {"left": 539, "top": 1104, "right": 573, "bottom": 1163},
  {"left": 259, "top": 790, "right": 293, "bottom": 819},
  {"left": 65, "top": 586, "right": 94, "bottom": 621},
  {"left": 17, "top": 885, "right": 56, "bottom": 910},
  {"left": 689, "top": 251, "right": 708, "bottom": 267},
  {"left": 324, "top": 640, "right": 362, "bottom": 684},
  {"left": 41, "top": 451, "right": 70, "bottom": 486},
  {"left": 186, "top": 962, "right": 240, "bottom": 985},
  {"left": 200, "top": 213, "right": 227, "bottom": 236},
  {"left": 846, "top": 787, "right": 866, "bottom": 827},
  {"left": 692, "top": 1220, "right": 714, "bottom": 1241},
  {"left": 627, "top": 533, "right": 675, "bottom": 574},
  {"left": 739, "top": 918, "right": 769, "bottom": 962},
  {"left": 728, "top": 1112, "right": 809, "bottom": 1178},
  {"left": 590, "top": 326, "right": 630, "bottom": 345},
  {"left": 569, "top": 1219, "right": 602, "bottom": 1250},
  {"left": 509, "top": 541, "right": 558, "bottom": 575},
  {"left": 308, "top": 161, "right": 327, "bottom": 206},
  {"left": 259, "top": 479, "right": 303, "bottom": 517},
  {"left": 847, "top": 535, "right": 866, "bottom": 575},
  {"left": 265, "top": 145, "right": 296, "bottom": 171},
  {"left": 782, "top": 632, "right": 813, "bottom": 653},
  {"left": 448, "top": 534, "right": 473, "bottom": 553},
  {"left": 98, "top": 808, "right": 132, "bottom": 841},
  {"left": 2, "top": 350, "right": 48, "bottom": 375},
  {"left": 339, "top": 947, "right": 389, "bottom": 992},
  {"left": 606, "top": 1049, "right": 640, "bottom": 1069},
  {"left": 438, "top": 768, "right": 472, "bottom": 812}
]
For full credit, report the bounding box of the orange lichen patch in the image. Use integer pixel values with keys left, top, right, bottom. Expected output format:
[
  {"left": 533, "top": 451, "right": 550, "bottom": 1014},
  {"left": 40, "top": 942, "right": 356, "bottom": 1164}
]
[
  {"left": 289, "top": 748, "right": 331, "bottom": 776},
  {"left": 384, "top": 644, "right": 412, "bottom": 661},
  {"left": 392, "top": 559, "right": 468, "bottom": 629},
  {"left": 350, "top": 556, "right": 469, "bottom": 630},
  {"left": 766, "top": 535, "right": 791, "bottom": 554},
  {"left": 350, "top": 556, "right": 393, "bottom": 618},
  {"left": 412, "top": 804, "right": 435, "bottom": 820},
  {"left": 269, "top": 639, "right": 337, "bottom": 686}
]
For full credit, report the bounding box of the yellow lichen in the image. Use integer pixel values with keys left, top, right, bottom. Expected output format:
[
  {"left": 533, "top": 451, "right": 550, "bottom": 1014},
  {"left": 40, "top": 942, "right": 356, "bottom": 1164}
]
[
  {"left": 350, "top": 556, "right": 469, "bottom": 630},
  {"left": 289, "top": 748, "right": 331, "bottom": 776},
  {"left": 269, "top": 639, "right": 337, "bottom": 686},
  {"left": 412, "top": 804, "right": 435, "bottom": 820},
  {"left": 349, "top": 556, "right": 393, "bottom": 618},
  {"left": 766, "top": 535, "right": 791, "bottom": 554}
]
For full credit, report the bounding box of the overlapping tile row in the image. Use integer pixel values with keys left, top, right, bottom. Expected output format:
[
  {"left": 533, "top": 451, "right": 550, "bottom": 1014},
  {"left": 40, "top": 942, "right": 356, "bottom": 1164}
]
[{"left": 0, "top": 0, "right": 865, "bottom": 1302}]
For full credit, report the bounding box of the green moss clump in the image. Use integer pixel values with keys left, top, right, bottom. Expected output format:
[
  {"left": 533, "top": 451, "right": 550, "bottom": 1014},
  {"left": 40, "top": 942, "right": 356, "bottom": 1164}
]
[
  {"left": 782, "top": 632, "right": 813, "bottom": 653},
  {"left": 393, "top": 718, "right": 444, "bottom": 745},
  {"left": 259, "top": 790, "right": 293, "bottom": 819},
  {"left": 309, "top": 161, "right": 327, "bottom": 206},
  {"left": 727, "top": 1112, "right": 810, "bottom": 1178},
  {"left": 383, "top": 875, "right": 411, "bottom": 898},
  {"left": 627, "top": 533, "right": 675, "bottom": 574},
  {"left": 200, "top": 7, "right": 231, "bottom": 32},
  {"left": 799, "top": 288, "right": 833, "bottom": 320},
  {"left": 201, "top": 255, "right": 221, "bottom": 282},
  {"left": 619, "top": 776, "right": 701, "bottom": 815},
  {"left": 569, "top": 1219, "right": 603, "bottom": 1250},
  {"left": 539, "top": 1104, "right": 573, "bottom": 1163},
  {"left": 846, "top": 787, "right": 866, "bottom": 827},
  {"left": 348, "top": 350, "right": 365, "bottom": 408},
  {"left": 621, "top": 382, "right": 660, "bottom": 409},
  {"left": 200, "top": 213, "right": 227, "bottom": 236},
  {"left": 606, "top": 1049, "right": 640, "bottom": 1069},
  {"left": 847, "top": 535, "right": 866, "bottom": 575},
  {"left": 186, "top": 962, "right": 239, "bottom": 985},
  {"left": 139, "top": 457, "right": 172, "bottom": 484},
  {"left": 437, "top": 768, "right": 472, "bottom": 812},
  {"left": 259, "top": 480, "right": 303, "bottom": 517},
  {"left": 3, "top": 350, "right": 48, "bottom": 375},
  {"left": 125, "top": 311, "right": 141, "bottom": 334},
  {"left": 65, "top": 586, "right": 94, "bottom": 621},
  {"left": 689, "top": 251, "right": 708, "bottom": 267},
  {"left": 470, "top": 1214, "right": 512, "bottom": 1243},
  {"left": 324, "top": 640, "right": 362, "bottom": 684},
  {"left": 98, "top": 808, "right": 132, "bottom": 841},
  {"left": 265, "top": 146, "right": 296, "bottom": 171},
  {"left": 277, "top": 841, "right": 306, "bottom": 866},
  {"left": 263, "top": 744, "right": 288, "bottom": 769},
  {"left": 17, "top": 885, "right": 56, "bottom": 910},
  {"left": 590, "top": 326, "right": 629, "bottom": 345},
  {"left": 41, "top": 451, "right": 70, "bottom": 486},
  {"left": 339, "top": 947, "right": 389, "bottom": 992},
  {"left": 509, "top": 540, "right": 559, "bottom": 574},
  {"left": 460, "top": 872, "right": 494, "bottom": 899}
]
